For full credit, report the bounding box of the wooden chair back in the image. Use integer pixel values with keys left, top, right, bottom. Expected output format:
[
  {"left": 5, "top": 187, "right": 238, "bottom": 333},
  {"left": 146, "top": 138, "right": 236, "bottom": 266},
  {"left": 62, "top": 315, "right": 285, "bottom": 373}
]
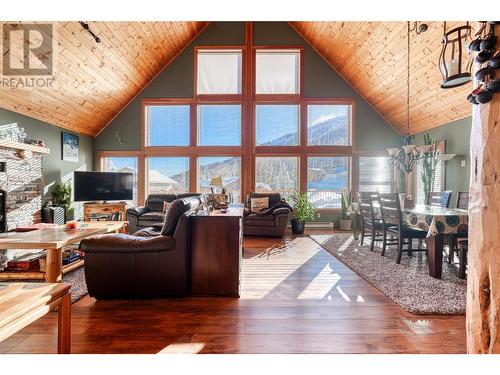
[
  {"left": 428, "top": 191, "right": 452, "bottom": 208},
  {"left": 379, "top": 193, "right": 402, "bottom": 227},
  {"left": 456, "top": 191, "right": 469, "bottom": 209},
  {"left": 357, "top": 192, "right": 377, "bottom": 227}
]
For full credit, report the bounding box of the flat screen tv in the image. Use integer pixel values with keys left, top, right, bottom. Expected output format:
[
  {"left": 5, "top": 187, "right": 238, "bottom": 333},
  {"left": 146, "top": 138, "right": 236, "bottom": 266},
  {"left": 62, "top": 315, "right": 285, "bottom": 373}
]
[{"left": 74, "top": 171, "right": 133, "bottom": 202}]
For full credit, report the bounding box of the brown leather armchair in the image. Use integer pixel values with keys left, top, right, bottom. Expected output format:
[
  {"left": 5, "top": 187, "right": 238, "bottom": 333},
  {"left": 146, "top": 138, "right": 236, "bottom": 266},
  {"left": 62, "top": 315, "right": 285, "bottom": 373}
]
[
  {"left": 243, "top": 192, "right": 292, "bottom": 237},
  {"left": 126, "top": 193, "right": 200, "bottom": 234},
  {"left": 80, "top": 196, "right": 202, "bottom": 299}
]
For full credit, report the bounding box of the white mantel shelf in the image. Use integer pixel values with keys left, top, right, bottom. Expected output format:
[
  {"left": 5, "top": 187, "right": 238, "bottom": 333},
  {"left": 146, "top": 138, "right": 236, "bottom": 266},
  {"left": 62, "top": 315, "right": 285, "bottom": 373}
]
[{"left": 0, "top": 139, "right": 50, "bottom": 154}]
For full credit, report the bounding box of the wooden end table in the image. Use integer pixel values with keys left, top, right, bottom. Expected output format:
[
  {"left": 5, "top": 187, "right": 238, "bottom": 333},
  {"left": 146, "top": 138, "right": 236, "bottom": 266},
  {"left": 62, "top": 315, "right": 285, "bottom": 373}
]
[
  {"left": 0, "top": 282, "right": 71, "bottom": 354},
  {"left": 0, "top": 221, "right": 127, "bottom": 282}
]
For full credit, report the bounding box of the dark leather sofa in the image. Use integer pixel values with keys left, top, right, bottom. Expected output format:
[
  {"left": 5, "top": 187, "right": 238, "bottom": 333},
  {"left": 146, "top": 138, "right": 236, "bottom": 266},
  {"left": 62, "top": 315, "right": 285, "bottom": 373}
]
[
  {"left": 243, "top": 192, "right": 292, "bottom": 237},
  {"left": 80, "top": 195, "right": 202, "bottom": 299},
  {"left": 126, "top": 193, "right": 200, "bottom": 234}
]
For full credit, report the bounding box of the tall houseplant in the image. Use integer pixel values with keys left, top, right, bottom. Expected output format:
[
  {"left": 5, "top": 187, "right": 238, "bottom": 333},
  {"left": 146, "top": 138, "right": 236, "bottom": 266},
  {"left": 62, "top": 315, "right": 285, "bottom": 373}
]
[
  {"left": 289, "top": 192, "right": 315, "bottom": 235},
  {"left": 420, "top": 133, "right": 440, "bottom": 205},
  {"left": 339, "top": 188, "right": 353, "bottom": 230},
  {"left": 51, "top": 181, "right": 74, "bottom": 222}
]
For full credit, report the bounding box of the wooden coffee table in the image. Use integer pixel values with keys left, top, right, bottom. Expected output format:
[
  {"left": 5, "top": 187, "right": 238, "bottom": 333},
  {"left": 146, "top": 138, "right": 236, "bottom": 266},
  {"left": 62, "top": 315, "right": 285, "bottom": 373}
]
[
  {"left": 0, "top": 221, "right": 127, "bottom": 282},
  {"left": 0, "top": 282, "right": 71, "bottom": 353}
]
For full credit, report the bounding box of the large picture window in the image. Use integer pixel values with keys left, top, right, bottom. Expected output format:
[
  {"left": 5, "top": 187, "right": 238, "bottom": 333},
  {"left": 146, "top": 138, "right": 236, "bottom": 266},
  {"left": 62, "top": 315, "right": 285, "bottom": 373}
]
[
  {"left": 255, "top": 49, "right": 300, "bottom": 94},
  {"left": 255, "top": 105, "right": 299, "bottom": 146},
  {"left": 307, "top": 104, "right": 351, "bottom": 146},
  {"left": 147, "top": 157, "right": 189, "bottom": 194},
  {"left": 127, "top": 44, "right": 357, "bottom": 209},
  {"left": 307, "top": 157, "right": 350, "bottom": 209},
  {"left": 415, "top": 161, "right": 443, "bottom": 204},
  {"left": 358, "top": 156, "right": 393, "bottom": 193},
  {"left": 198, "top": 157, "right": 241, "bottom": 202},
  {"left": 145, "top": 105, "right": 190, "bottom": 146},
  {"left": 197, "top": 49, "right": 242, "bottom": 95},
  {"left": 198, "top": 105, "right": 241, "bottom": 146},
  {"left": 102, "top": 157, "right": 138, "bottom": 205},
  {"left": 255, "top": 157, "right": 299, "bottom": 199}
]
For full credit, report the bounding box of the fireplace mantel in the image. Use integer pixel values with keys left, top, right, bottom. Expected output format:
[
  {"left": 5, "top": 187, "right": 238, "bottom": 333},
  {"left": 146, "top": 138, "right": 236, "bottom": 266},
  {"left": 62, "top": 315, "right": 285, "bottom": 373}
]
[{"left": 0, "top": 139, "right": 50, "bottom": 154}]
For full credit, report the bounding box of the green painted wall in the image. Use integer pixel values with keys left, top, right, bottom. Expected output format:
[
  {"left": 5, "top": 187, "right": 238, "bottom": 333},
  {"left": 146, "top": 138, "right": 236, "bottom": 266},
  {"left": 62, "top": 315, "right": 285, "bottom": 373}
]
[
  {"left": 414, "top": 117, "right": 471, "bottom": 206},
  {"left": 0, "top": 107, "right": 94, "bottom": 219},
  {"left": 95, "top": 21, "right": 400, "bottom": 152}
]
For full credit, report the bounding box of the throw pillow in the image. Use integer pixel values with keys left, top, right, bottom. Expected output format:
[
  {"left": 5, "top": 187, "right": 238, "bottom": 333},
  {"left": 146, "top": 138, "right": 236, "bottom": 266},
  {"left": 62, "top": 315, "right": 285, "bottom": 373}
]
[
  {"left": 162, "top": 201, "right": 171, "bottom": 213},
  {"left": 251, "top": 197, "right": 269, "bottom": 213}
]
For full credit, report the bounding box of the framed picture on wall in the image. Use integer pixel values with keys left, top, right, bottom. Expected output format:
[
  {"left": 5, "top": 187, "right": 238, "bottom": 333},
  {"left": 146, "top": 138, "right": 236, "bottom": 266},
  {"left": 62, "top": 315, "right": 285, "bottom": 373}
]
[{"left": 62, "top": 132, "right": 79, "bottom": 162}]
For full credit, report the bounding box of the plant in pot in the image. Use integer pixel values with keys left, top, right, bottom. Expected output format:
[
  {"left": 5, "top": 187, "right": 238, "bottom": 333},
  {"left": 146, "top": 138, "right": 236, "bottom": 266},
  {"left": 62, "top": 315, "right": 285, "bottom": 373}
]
[
  {"left": 51, "top": 181, "right": 74, "bottom": 222},
  {"left": 419, "top": 133, "right": 440, "bottom": 206},
  {"left": 339, "top": 188, "right": 353, "bottom": 231},
  {"left": 289, "top": 192, "right": 315, "bottom": 235}
]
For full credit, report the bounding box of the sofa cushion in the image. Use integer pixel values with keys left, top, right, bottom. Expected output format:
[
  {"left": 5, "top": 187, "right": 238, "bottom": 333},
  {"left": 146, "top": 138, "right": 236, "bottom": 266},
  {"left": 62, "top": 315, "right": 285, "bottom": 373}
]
[
  {"left": 146, "top": 194, "right": 178, "bottom": 212},
  {"left": 133, "top": 227, "right": 162, "bottom": 237},
  {"left": 246, "top": 192, "right": 282, "bottom": 208},
  {"left": 245, "top": 215, "right": 276, "bottom": 227},
  {"left": 251, "top": 197, "right": 269, "bottom": 213},
  {"left": 139, "top": 212, "right": 165, "bottom": 221}
]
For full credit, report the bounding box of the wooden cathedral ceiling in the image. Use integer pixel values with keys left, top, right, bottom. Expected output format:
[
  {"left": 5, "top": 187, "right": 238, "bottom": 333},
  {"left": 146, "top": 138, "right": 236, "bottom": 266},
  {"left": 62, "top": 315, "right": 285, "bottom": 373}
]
[
  {"left": 0, "top": 21, "right": 209, "bottom": 136},
  {"left": 291, "top": 21, "right": 472, "bottom": 134},
  {"left": 0, "top": 21, "right": 471, "bottom": 136}
]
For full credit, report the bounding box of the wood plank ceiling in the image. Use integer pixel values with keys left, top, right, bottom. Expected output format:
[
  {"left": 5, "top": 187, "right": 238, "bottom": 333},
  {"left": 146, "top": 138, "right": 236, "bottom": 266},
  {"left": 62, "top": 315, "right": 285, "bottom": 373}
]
[
  {"left": 0, "top": 21, "right": 471, "bottom": 136},
  {"left": 0, "top": 21, "right": 208, "bottom": 136},
  {"left": 290, "top": 21, "right": 472, "bottom": 134}
]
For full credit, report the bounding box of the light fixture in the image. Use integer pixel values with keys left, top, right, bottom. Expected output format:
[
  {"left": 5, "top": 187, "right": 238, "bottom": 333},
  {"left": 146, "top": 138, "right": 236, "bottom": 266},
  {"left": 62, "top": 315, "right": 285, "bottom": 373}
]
[
  {"left": 387, "top": 22, "right": 428, "bottom": 193},
  {"left": 79, "top": 21, "right": 101, "bottom": 43},
  {"left": 439, "top": 22, "right": 473, "bottom": 89},
  {"left": 437, "top": 153, "right": 456, "bottom": 161}
]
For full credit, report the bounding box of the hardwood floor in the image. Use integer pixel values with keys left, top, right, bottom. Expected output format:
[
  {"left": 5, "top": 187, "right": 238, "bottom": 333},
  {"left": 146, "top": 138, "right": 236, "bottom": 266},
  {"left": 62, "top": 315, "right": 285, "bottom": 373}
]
[{"left": 0, "top": 231, "right": 466, "bottom": 354}]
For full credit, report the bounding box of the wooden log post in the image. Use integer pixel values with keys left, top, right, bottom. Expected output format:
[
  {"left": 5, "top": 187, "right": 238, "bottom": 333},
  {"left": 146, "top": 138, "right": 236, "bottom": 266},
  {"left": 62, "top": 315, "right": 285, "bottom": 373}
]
[{"left": 466, "top": 23, "right": 500, "bottom": 353}]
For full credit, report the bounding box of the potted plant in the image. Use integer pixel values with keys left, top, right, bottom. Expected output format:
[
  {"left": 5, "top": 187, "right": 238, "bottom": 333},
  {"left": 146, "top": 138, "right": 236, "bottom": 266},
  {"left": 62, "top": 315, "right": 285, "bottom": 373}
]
[
  {"left": 51, "top": 181, "right": 74, "bottom": 222},
  {"left": 420, "top": 133, "right": 440, "bottom": 205},
  {"left": 339, "top": 188, "right": 353, "bottom": 231},
  {"left": 289, "top": 192, "right": 315, "bottom": 235}
]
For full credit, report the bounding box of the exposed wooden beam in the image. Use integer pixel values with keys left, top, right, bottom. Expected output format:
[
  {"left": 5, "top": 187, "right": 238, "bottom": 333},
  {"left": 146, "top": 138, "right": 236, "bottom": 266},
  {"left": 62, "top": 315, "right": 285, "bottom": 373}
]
[{"left": 466, "top": 23, "right": 500, "bottom": 354}]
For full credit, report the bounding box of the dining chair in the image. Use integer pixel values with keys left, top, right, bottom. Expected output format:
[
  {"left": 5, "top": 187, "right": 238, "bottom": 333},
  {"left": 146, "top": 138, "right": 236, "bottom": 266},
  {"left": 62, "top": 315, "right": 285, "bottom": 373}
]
[
  {"left": 357, "top": 192, "right": 383, "bottom": 251},
  {"left": 428, "top": 191, "right": 452, "bottom": 208},
  {"left": 448, "top": 191, "right": 469, "bottom": 263},
  {"left": 458, "top": 240, "right": 468, "bottom": 279},
  {"left": 456, "top": 191, "right": 469, "bottom": 209},
  {"left": 379, "top": 193, "right": 428, "bottom": 264}
]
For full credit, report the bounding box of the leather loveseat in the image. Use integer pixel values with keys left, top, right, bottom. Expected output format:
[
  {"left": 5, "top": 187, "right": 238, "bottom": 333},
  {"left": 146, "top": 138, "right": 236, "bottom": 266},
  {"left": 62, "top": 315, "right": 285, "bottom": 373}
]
[
  {"left": 80, "top": 195, "right": 202, "bottom": 299},
  {"left": 243, "top": 192, "right": 292, "bottom": 237},
  {"left": 126, "top": 193, "right": 200, "bottom": 234}
]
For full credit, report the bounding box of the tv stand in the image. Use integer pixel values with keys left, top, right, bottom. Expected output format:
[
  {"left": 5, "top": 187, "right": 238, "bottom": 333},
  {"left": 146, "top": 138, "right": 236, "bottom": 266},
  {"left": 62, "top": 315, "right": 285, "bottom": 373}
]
[{"left": 83, "top": 201, "right": 127, "bottom": 222}]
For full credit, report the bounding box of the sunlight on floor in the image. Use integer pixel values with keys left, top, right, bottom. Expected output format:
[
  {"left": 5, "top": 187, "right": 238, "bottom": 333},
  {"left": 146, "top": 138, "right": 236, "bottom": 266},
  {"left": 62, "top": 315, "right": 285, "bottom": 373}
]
[
  {"left": 338, "top": 235, "right": 355, "bottom": 253},
  {"left": 241, "top": 238, "right": 320, "bottom": 299},
  {"left": 157, "top": 343, "right": 205, "bottom": 354},
  {"left": 335, "top": 285, "right": 351, "bottom": 302},
  {"left": 297, "top": 263, "right": 341, "bottom": 300}
]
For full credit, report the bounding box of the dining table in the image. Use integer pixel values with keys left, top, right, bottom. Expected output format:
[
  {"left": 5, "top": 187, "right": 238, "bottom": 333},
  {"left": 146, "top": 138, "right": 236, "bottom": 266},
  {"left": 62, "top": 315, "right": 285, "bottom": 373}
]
[{"left": 352, "top": 203, "right": 468, "bottom": 279}]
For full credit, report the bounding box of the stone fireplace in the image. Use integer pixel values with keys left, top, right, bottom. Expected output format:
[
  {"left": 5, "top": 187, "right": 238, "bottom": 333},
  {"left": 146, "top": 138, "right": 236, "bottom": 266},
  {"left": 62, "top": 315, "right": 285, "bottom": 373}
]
[{"left": 0, "top": 144, "right": 46, "bottom": 269}]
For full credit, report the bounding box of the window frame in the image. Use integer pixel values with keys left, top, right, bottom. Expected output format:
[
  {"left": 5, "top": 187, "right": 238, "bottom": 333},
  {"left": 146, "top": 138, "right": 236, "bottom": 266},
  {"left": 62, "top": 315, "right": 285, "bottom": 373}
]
[
  {"left": 196, "top": 102, "right": 243, "bottom": 147},
  {"left": 253, "top": 46, "right": 304, "bottom": 102},
  {"left": 128, "top": 41, "right": 358, "bottom": 210},
  {"left": 254, "top": 155, "right": 300, "bottom": 199},
  {"left": 194, "top": 46, "right": 246, "bottom": 101},
  {"left": 144, "top": 102, "right": 191, "bottom": 147},
  {"left": 145, "top": 156, "right": 191, "bottom": 196},
  {"left": 254, "top": 102, "right": 301, "bottom": 147}
]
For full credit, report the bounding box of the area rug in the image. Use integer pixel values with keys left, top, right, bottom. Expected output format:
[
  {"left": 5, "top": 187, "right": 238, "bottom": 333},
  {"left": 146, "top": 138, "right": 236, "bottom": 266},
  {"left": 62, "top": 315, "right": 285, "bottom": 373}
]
[
  {"left": 63, "top": 267, "right": 88, "bottom": 303},
  {"left": 309, "top": 234, "right": 466, "bottom": 315}
]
